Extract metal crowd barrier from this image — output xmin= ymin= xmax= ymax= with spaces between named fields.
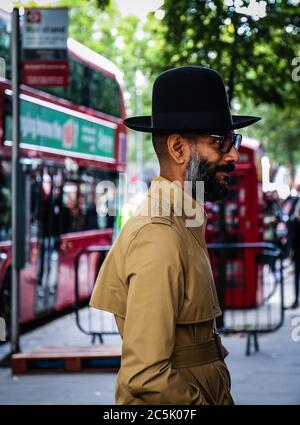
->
xmin=207 ymin=242 xmax=285 ymax=355
xmin=74 ymin=242 xmax=285 ymax=355
xmin=73 ymin=245 xmax=117 ymax=344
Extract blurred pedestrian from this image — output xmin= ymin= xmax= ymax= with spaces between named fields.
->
xmin=290 ymin=197 xmax=300 ymax=309
xmin=286 ymin=185 xmax=300 ymax=258
xmin=264 ymin=191 xmax=281 ymax=272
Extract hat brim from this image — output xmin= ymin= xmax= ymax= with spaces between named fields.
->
xmin=124 ymin=115 xmax=261 ymax=133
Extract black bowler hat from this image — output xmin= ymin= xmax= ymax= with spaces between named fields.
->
xmin=124 ymin=66 xmax=261 ymax=133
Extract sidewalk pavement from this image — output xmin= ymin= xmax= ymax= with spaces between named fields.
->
xmin=0 ymin=287 xmax=299 ymax=405
xmin=224 ymin=307 xmax=300 ymax=404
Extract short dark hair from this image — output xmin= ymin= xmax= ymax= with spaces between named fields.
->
xmin=152 ymin=132 xmax=198 ymax=161
xmin=152 ymin=132 xmax=170 ymax=160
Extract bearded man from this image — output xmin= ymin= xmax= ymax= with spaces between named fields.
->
xmin=90 ymin=66 xmax=261 ymax=405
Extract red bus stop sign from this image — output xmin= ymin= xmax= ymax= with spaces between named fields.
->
xmin=22 ymin=8 xmax=68 ymax=87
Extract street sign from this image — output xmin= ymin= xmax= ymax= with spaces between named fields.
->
xmin=22 ymin=8 xmax=68 ymax=86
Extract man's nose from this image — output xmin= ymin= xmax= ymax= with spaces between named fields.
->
xmin=224 ymin=145 xmax=239 ymax=163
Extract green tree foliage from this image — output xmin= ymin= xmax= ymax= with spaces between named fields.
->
xmin=160 ymin=0 xmax=300 ymax=107
xmin=241 ymin=101 xmax=300 ymax=166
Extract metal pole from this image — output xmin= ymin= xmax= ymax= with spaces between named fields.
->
xmin=11 ymin=7 xmax=21 ymax=354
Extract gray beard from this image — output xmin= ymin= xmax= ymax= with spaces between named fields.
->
xmin=184 ymin=151 xmax=229 ymax=202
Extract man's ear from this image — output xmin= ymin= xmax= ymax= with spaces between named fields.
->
xmin=167 ymin=134 xmax=188 ymax=164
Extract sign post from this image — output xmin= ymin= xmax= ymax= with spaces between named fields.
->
xmin=11 ymin=7 xmax=23 ymax=354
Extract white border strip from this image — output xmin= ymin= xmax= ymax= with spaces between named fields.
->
xmin=5 ymin=89 xmax=117 ymax=130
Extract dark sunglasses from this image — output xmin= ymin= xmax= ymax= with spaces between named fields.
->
xmin=181 ymin=131 xmax=242 ymax=154
xmin=206 ymin=132 xmax=242 ymax=153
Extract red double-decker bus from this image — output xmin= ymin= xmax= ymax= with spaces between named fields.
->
xmin=0 ymin=8 xmax=127 ymax=332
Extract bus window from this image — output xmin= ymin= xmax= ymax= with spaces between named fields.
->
xmin=79 ymin=174 xmax=116 ymax=231
xmin=58 ymin=168 xmax=117 ymax=234
xmin=0 ymin=160 xmax=11 ymax=242
xmin=79 ymin=180 xmax=98 ymax=231
xmin=31 ymin=166 xmax=62 ymax=307
xmin=0 ymin=10 xmax=11 ymax=80
xmin=88 ymin=68 xmax=121 ymax=117
xmin=30 ymin=168 xmax=42 ymax=239
xmin=43 ymin=58 xmax=121 ymax=118
xmin=62 ymin=181 xmax=79 ymax=233
xmin=43 ymin=58 xmax=87 ymax=107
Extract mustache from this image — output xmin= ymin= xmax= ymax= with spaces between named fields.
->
xmin=214 ymin=162 xmax=235 ymax=173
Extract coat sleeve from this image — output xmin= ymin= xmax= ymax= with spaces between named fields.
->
xmin=120 ymin=223 xmax=208 ymax=405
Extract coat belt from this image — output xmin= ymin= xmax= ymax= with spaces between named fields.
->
xmin=171 ymin=334 xmax=229 ymax=368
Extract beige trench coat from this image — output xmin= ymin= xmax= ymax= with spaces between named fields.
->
xmin=90 ymin=176 xmax=234 ymax=405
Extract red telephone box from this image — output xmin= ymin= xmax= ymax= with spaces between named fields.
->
xmin=205 ymin=138 xmax=265 ymax=308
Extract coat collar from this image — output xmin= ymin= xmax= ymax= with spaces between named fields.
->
xmin=146 ymin=175 xmax=207 ymax=247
